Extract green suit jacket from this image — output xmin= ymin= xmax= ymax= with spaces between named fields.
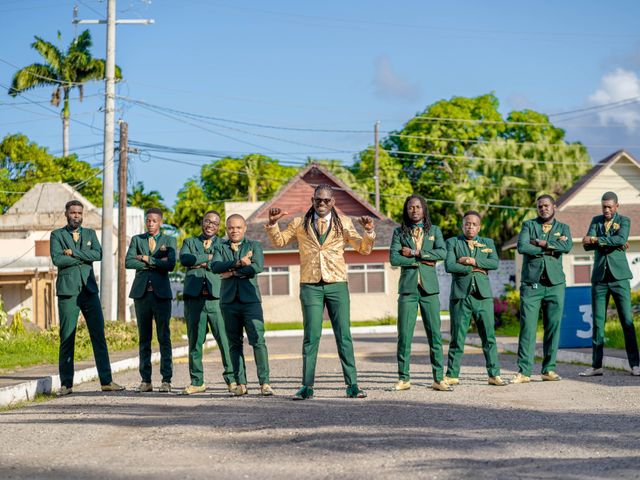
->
xmin=125 ymin=233 xmax=177 ymax=299
xmin=584 ymin=213 xmax=633 ymax=282
xmin=389 ymin=225 xmax=446 ymax=295
xmin=50 ymin=227 xmax=101 ymax=296
xmin=445 ymin=235 xmax=498 ymax=300
xmin=517 ymin=219 xmax=572 ymax=285
xmin=211 ymin=238 xmax=263 ymax=304
xmin=180 ymin=235 xmax=221 ymax=299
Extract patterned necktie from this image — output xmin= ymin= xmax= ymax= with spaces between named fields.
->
xmin=230 ymin=242 xmax=240 ymax=253
xmin=317 ymin=218 xmax=328 ymax=236
xmin=72 ymin=231 xmax=80 ymax=242
xmin=541 ymin=223 xmax=552 ymax=234
xmin=604 ymin=220 xmax=613 ymax=233
xmin=466 ymin=239 xmax=477 ymax=251
xmin=203 ymin=238 xmax=212 ymax=250
xmin=412 ymin=227 xmax=424 ymax=252
xmin=148 ymin=236 xmax=156 ymax=252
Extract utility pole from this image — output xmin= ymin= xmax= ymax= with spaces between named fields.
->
xmin=73 ymin=3 xmax=153 ymax=320
xmin=117 ymin=120 xmax=128 ymax=322
xmin=374 ymin=120 xmax=380 ymax=211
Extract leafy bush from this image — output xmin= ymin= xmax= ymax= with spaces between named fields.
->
xmin=494 ymin=285 xmax=520 ymax=328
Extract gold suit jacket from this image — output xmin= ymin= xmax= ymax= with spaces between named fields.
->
xmin=265 ymin=215 xmax=376 ymax=283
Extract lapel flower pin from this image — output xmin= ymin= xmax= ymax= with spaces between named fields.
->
xmin=553 ymin=232 xmax=561 ymax=236
xmin=481 ymin=248 xmax=493 ymax=253
xmin=613 ymin=222 xmax=620 ymax=231
xmin=428 ymin=235 xmax=435 ymax=241
xmin=160 ymin=244 xmax=167 ymax=251
xmin=87 ymin=241 xmax=92 ymax=246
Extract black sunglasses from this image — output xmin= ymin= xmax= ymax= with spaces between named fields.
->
xmin=313 ymin=197 xmax=332 ymax=205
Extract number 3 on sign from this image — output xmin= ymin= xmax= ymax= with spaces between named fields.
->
xmin=576 ymin=305 xmax=593 ymax=339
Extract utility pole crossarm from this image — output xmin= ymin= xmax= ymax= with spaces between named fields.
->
xmin=73 ymin=19 xmax=155 ymax=25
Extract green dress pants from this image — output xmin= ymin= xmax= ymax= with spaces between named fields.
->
xmin=591 ymin=279 xmax=639 ymax=369
xmin=299 ymin=281 xmax=358 ymax=387
xmin=446 ymin=292 xmax=500 ymax=378
xmin=397 ymin=289 xmax=444 ymax=382
xmin=517 ymin=282 xmax=565 ymax=376
xmin=58 ymin=288 xmax=113 ymax=388
xmin=220 ymin=301 xmax=270 ymax=385
xmin=134 ymin=291 xmax=173 ymax=383
xmin=184 ymin=296 xmax=234 ymax=386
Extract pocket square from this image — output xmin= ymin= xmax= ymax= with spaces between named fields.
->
xmin=428 ymin=235 xmax=435 ymax=241
xmin=481 ymin=248 xmax=493 ymax=253
xmin=553 ymin=232 xmax=561 ymax=236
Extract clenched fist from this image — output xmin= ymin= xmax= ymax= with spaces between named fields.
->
xmin=268 ymin=208 xmax=289 ymax=226
xmin=359 ymin=215 xmax=375 ymax=232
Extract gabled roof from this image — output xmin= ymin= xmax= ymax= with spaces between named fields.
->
xmin=503 ymin=150 xmax=640 ymax=250
xmin=246 ymin=163 xmax=399 ymax=248
xmin=0 ymin=182 xmax=104 ymax=231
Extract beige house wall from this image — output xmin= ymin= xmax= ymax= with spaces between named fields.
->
xmin=567 ymin=158 xmax=640 ymax=207
xmin=261 ymin=262 xmax=400 ymax=323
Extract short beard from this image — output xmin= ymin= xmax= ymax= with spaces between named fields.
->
xmin=538 ymin=212 xmax=555 ymax=223
xmin=67 ymin=218 xmax=82 ymax=230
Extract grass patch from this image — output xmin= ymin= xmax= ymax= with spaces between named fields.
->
xmin=0 ymin=393 xmax=56 ymax=412
xmin=604 ymin=316 xmax=640 ymax=350
xmin=0 ymin=318 xmax=187 ymax=371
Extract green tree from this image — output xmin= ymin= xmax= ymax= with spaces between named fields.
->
xmin=8 ymin=30 xmax=121 ymax=156
xmin=170 ymin=179 xmax=213 ymax=238
xmin=382 ymin=94 xmax=591 ymax=245
xmin=127 ymin=181 xmax=167 ymax=212
xmin=0 ymin=134 xmax=102 ymax=212
xmin=352 ymin=146 xmax=412 ymax=221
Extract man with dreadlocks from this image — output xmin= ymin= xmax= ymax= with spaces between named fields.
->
xmin=266 ymin=184 xmax=376 ymax=400
xmin=389 ymin=194 xmax=451 ymax=392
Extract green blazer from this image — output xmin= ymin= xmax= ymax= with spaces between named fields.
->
xmin=50 ymin=227 xmax=101 ymax=296
xmin=211 ymin=238 xmax=263 ymax=304
xmin=125 ymin=233 xmax=177 ymax=299
xmin=517 ymin=219 xmax=572 ymax=285
xmin=445 ymin=235 xmax=498 ymax=300
xmin=180 ymin=235 xmax=221 ymax=299
xmin=389 ymin=225 xmax=446 ymax=295
xmin=584 ymin=213 xmax=633 ymax=282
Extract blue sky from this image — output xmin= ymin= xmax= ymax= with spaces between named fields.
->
xmin=1 ymin=0 xmax=640 ymax=206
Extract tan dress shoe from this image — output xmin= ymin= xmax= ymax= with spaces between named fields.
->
xmin=511 ymin=373 xmax=531 ymax=384
xmin=444 ymin=376 xmax=459 ymax=386
xmin=260 ymin=384 xmax=275 ymax=396
xmin=488 ymin=376 xmax=509 ymax=386
xmin=136 ymin=382 xmax=153 ymax=393
xmin=227 ymin=382 xmax=238 ymax=393
xmin=158 ymin=382 xmax=172 ymax=393
xmin=541 ymin=371 xmax=561 ymax=381
xmin=182 ymin=384 xmax=206 ymax=395
xmin=431 ymin=381 xmax=453 ymax=392
xmin=392 ymin=380 xmax=411 ymax=391
xmin=57 ymin=386 xmax=73 ymax=397
xmin=232 ymin=384 xmax=248 ymax=396
xmin=101 ymin=382 xmax=125 ymax=392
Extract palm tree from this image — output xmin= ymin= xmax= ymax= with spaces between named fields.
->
xmin=127 ymin=181 xmax=167 ymax=212
xmin=8 ymin=30 xmax=121 ymax=157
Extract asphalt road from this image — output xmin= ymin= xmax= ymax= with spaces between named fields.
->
xmin=1 ymin=332 xmax=639 ymax=479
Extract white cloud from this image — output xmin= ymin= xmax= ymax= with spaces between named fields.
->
xmin=372 ymin=55 xmax=419 ymax=101
xmin=588 ymin=68 xmax=640 ymax=132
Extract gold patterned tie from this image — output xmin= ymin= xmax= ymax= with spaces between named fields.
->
xmin=317 ymin=218 xmax=328 ymax=236
xmin=604 ymin=220 xmax=613 ymax=233
xmin=541 ymin=224 xmax=552 ymax=234
xmin=203 ymin=238 xmax=212 ymax=250
xmin=72 ymin=231 xmax=80 ymax=242
xmin=230 ymin=242 xmax=240 ymax=253
xmin=412 ymin=227 xmax=424 ymax=252
xmin=148 ymin=236 xmax=156 ymax=252
xmin=466 ymin=239 xmax=477 ymax=251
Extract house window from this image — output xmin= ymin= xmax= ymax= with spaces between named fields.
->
xmin=258 ymin=266 xmax=290 ymax=296
xmin=573 ymin=255 xmax=593 ymax=285
xmin=348 ymin=263 xmax=385 ymax=293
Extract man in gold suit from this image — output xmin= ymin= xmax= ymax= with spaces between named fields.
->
xmin=266 ymin=184 xmax=375 ymax=400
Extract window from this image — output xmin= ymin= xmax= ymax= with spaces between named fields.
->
xmin=348 ymin=263 xmax=385 ymax=293
xmin=573 ymin=255 xmax=593 ymax=285
xmin=258 ymin=266 xmax=290 ymax=296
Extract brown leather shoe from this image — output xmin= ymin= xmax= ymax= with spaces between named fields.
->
xmin=101 ymin=382 xmax=125 ymax=392
xmin=488 ymin=375 xmax=509 ymax=386
xmin=431 ymin=381 xmax=453 ymax=392
xmin=57 ymin=386 xmax=73 ymax=397
xmin=136 ymin=382 xmax=153 ymax=393
xmin=158 ymin=382 xmax=172 ymax=393
xmin=511 ymin=373 xmax=531 ymax=384
xmin=541 ymin=371 xmax=561 ymax=381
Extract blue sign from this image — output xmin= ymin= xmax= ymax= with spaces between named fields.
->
xmin=559 ymin=286 xmax=593 ymax=349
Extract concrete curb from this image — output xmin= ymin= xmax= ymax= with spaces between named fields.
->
xmin=456 ymin=335 xmax=632 ymax=372
xmin=0 ymin=340 xmax=217 ymax=408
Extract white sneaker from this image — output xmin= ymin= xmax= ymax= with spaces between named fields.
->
xmin=579 ymin=367 xmax=604 ymax=377
xmin=631 ymin=366 xmax=640 ymax=376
